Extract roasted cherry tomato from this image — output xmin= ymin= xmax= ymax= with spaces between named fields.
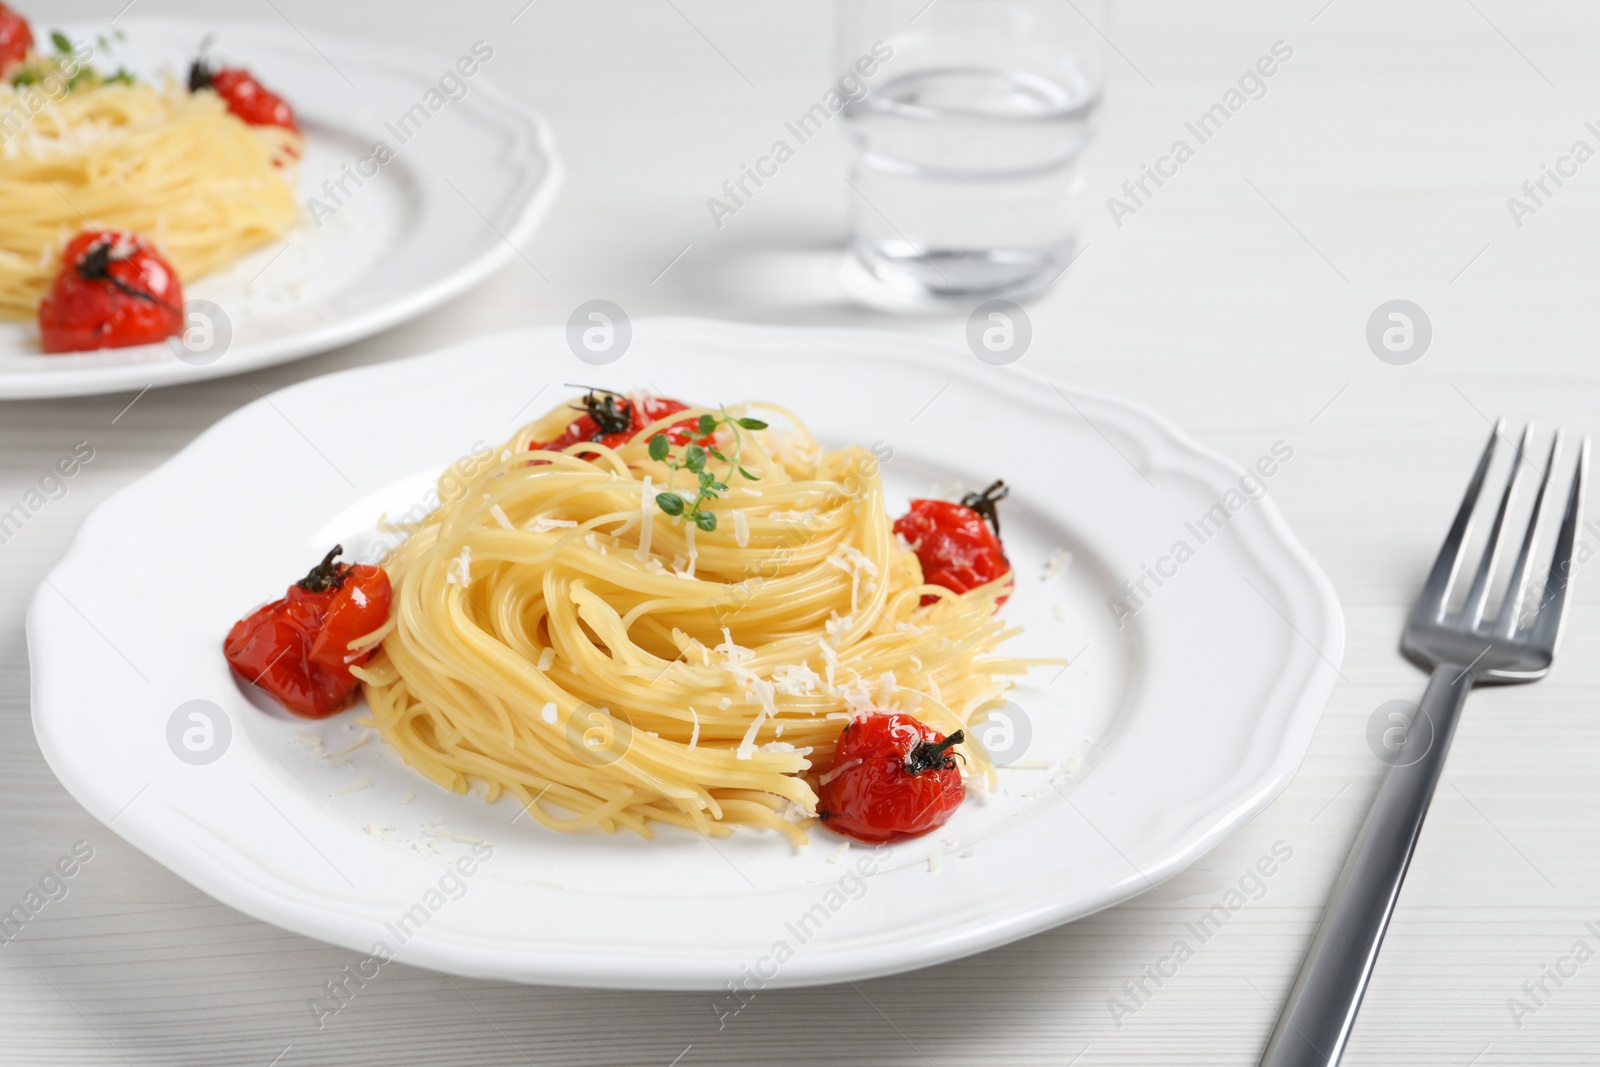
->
xmin=38 ymin=231 xmax=184 ymax=354
xmin=188 ymin=55 xmax=299 ymax=133
xmin=817 ymin=711 xmax=966 ymax=844
xmin=531 ymin=389 xmax=705 ymax=456
xmin=893 ymin=479 xmax=1012 ymax=605
xmin=0 ymin=4 xmax=31 ymax=77
xmin=224 ymin=546 xmax=392 ymax=719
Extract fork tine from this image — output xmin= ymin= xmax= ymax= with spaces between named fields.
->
xmin=1530 ymin=437 xmax=1589 ymax=652
xmin=1413 ymin=420 xmax=1502 ymax=624
xmin=1463 ymin=424 xmax=1534 ymax=626
xmin=1496 ymin=432 xmax=1560 ymax=636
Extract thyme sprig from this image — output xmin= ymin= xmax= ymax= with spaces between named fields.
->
xmin=648 ymin=408 xmax=767 ymax=532
xmin=11 ymin=30 xmax=132 ymax=90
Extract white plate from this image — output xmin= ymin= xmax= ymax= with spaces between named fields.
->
xmin=0 ymin=17 xmax=561 ymax=399
xmin=28 ymin=321 xmax=1342 ymax=990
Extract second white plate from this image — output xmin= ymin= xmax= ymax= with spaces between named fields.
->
xmin=29 ymin=320 xmax=1342 ymax=989
xmin=0 ymin=16 xmax=561 ymax=399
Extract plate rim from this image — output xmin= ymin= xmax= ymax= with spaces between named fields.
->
xmin=28 ymin=319 xmax=1344 ymax=988
xmin=0 ymin=15 xmax=564 ymax=400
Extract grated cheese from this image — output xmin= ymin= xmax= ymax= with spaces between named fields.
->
xmin=736 ymin=708 xmax=767 ymax=760
xmin=490 ymin=504 xmax=514 ymax=530
xmin=1041 ymin=548 xmax=1073 ymax=583
xmin=731 ymin=508 xmax=749 ymax=547
xmin=540 ymin=702 xmax=558 ymax=724
xmin=816 ymin=637 xmax=840 ymax=688
xmin=771 ymin=661 xmax=822 ymax=696
xmin=839 ymin=679 xmax=875 ymax=712
xmin=826 ymin=545 xmax=880 ymax=614
xmin=747 ymin=678 xmax=779 ymax=719
xmin=714 ymin=628 xmax=760 ymax=685
xmin=537 ymin=647 xmax=554 ymax=672
xmin=323 ymin=734 xmax=372 ymax=763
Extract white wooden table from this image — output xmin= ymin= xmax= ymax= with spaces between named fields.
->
xmin=5 ymin=1 xmax=1598 ymax=1063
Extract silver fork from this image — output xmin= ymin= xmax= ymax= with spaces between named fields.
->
xmin=1258 ymin=421 xmax=1589 ymax=1067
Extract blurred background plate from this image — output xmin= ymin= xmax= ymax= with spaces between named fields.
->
xmin=0 ymin=17 xmax=561 ymax=399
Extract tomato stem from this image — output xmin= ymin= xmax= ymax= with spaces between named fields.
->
xmin=904 ymin=729 xmax=965 ymax=775
xmin=186 ymin=34 xmax=216 ymax=91
xmin=960 ymin=480 xmax=1009 ymax=537
xmin=571 ymin=387 xmax=632 ymax=438
xmin=75 ymin=237 xmax=178 ymax=312
xmin=296 ymin=545 xmax=347 ymax=593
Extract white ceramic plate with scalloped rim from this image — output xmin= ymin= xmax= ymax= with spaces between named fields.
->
xmin=28 ymin=320 xmax=1342 ymax=990
xmin=0 ymin=16 xmax=560 ymax=399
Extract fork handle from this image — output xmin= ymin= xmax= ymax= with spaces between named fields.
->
xmin=1258 ymin=663 xmax=1473 ymax=1067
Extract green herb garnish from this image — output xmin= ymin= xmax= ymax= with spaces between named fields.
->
xmin=8 ymin=31 xmax=136 ymax=93
xmin=648 ymin=409 xmax=767 ymax=532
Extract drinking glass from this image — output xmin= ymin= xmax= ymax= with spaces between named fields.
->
xmin=838 ymin=0 xmax=1107 ymax=302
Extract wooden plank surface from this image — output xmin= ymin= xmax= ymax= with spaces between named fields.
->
xmin=3 ymin=0 xmax=1598 ymax=1063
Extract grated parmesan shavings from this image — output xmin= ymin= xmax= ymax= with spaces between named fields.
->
xmin=1041 ymin=548 xmax=1073 ymax=582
